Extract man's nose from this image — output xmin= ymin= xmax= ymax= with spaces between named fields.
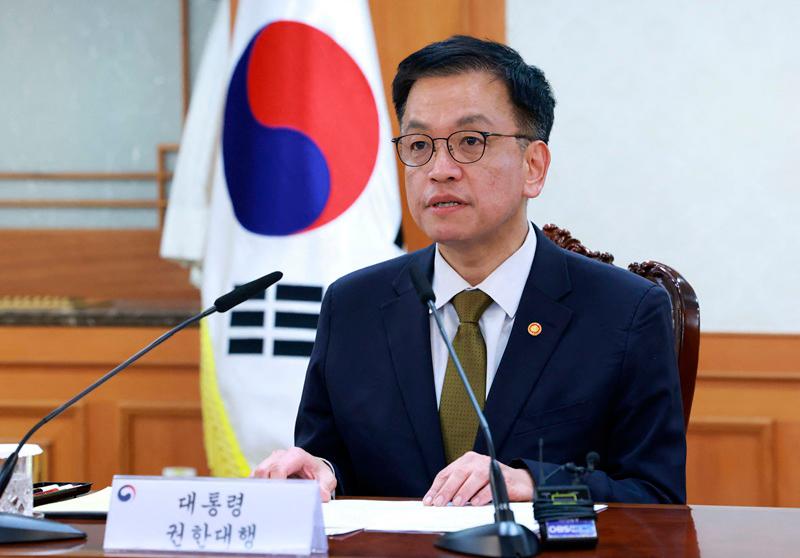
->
xmin=427 ymin=139 xmax=462 ymax=181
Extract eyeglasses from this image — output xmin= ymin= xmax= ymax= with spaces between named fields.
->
xmin=391 ymin=130 xmax=536 ymax=167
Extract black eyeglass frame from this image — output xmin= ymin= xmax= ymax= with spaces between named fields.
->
xmin=390 ymin=130 xmax=537 ymax=167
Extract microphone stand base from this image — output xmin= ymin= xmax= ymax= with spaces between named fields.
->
xmin=0 ymin=512 xmax=86 ymax=544
xmin=435 ymin=520 xmax=539 ymax=557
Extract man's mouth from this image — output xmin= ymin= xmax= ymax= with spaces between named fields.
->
xmin=432 ymin=201 xmax=462 ymax=208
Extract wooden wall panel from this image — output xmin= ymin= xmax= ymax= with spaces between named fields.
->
xmin=687 ymin=333 xmax=800 ymax=506
xmin=0 ymin=401 xmax=86 ymax=481
xmin=687 ymin=418 xmax=775 ymax=506
xmin=0 ymin=326 xmax=198 ymax=366
xmin=119 ymin=402 xmax=208 ymax=476
xmin=0 ymin=326 xmax=200 ymax=488
xmin=698 ymin=333 xmax=800 ymax=377
xmin=0 ymin=231 xmax=198 ymax=301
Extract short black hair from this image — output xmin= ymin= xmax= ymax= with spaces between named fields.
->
xmin=392 ymin=35 xmax=556 ymax=143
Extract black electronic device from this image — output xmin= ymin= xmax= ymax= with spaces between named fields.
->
xmin=33 ymin=482 xmax=92 ymax=507
xmin=534 ymin=485 xmax=597 ymax=549
xmin=533 ymin=448 xmax=599 ymax=549
xmin=0 ymin=272 xmax=283 ymax=544
xmin=409 ymin=265 xmax=539 ymax=558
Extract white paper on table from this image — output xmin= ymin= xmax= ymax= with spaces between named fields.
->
xmin=35 ymin=486 xmax=112 ymax=514
xmin=323 ymin=500 xmax=607 ymax=535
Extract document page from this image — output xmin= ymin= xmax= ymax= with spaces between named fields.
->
xmin=323 ymin=500 xmax=533 ymax=534
xmin=323 ymin=500 xmax=604 ymax=535
xmin=36 ymin=486 xmax=112 ymax=516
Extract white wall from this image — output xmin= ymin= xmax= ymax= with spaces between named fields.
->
xmin=509 ymin=0 xmax=800 ymax=333
xmin=0 ymin=0 xmax=218 ymax=229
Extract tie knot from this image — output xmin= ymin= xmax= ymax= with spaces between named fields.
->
xmin=451 ymin=289 xmax=493 ymax=323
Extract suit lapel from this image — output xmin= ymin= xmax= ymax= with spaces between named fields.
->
xmin=381 ymin=247 xmax=446 ymax=480
xmin=477 ymin=226 xmax=574 ymax=455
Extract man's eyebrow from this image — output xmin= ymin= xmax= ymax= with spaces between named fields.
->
xmin=455 ymin=114 xmax=493 ymax=128
xmin=401 ymin=114 xmax=493 ymax=133
xmin=403 ymin=119 xmax=428 ymax=132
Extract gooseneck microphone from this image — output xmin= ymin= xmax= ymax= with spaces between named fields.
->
xmin=0 ymin=271 xmax=282 ymax=544
xmin=214 ymin=272 xmax=282 ymax=312
xmin=409 ymin=265 xmax=539 ymax=558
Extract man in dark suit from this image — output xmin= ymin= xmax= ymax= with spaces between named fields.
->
xmin=253 ymin=36 xmax=686 ymax=505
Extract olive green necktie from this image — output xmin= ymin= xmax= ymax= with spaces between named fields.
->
xmin=439 ymin=289 xmax=494 ymax=464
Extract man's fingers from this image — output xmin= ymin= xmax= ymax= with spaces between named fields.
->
xmin=469 ymin=484 xmax=493 ymax=506
xmin=433 ymin=470 xmax=468 ymax=506
xmin=316 ymin=467 xmax=337 ymax=503
xmin=318 ymin=486 xmax=333 ymax=503
xmin=449 ymin=453 xmax=490 ymax=505
xmin=424 ymin=452 xmax=477 ymax=505
xmin=252 ymin=448 xmax=337 ymax=501
xmin=251 ymin=447 xmax=322 ymax=480
xmin=316 ymin=466 xmax=337 ymax=501
xmin=451 ymin=469 xmax=489 ymax=506
xmin=251 ymin=449 xmax=286 ymax=478
xmin=424 ymin=464 xmax=453 ymax=505
xmin=426 ymin=453 xmax=502 ymax=506
xmin=272 ymin=448 xmax=309 ymax=478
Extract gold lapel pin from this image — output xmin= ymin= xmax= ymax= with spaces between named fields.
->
xmin=527 ymin=322 xmax=542 ymax=336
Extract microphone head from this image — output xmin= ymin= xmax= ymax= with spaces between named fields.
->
xmin=409 ymin=265 xmax=436 ymax=305
xmin=214 ymin=271 xmax=283 ymax=312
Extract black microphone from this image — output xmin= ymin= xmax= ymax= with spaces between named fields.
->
xmin=214 ymin=271 xmax=282 ymax=312
xmin=537 ymin=449 xmax=601 ymax=486
xmin=409 ymin=265 xmax=539 ymax=558
xmin=0 ymin=271 xmax=282 ymax=544
xmin=586 ymin=452 xmax=599 ymax=473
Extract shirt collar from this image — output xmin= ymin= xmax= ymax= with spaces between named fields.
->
xmin=432 ymin=221 xmax=536 ymax=318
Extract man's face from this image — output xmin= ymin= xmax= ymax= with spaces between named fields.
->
xmin=400 ymin=71 xmax=548 ymax=251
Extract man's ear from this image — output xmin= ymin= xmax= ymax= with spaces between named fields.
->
xmin=522 ymin=140 xmax=550 ymax=199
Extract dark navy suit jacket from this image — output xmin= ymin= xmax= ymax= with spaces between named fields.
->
xmin=295 ymin=225 xmax=686 ymax=503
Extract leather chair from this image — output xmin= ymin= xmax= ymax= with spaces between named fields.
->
xmin=542 ymin=224 xmax=700 ymax=429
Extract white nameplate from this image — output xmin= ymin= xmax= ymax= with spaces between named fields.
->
xmin=103 ymin=475 xmax=327 ymax=555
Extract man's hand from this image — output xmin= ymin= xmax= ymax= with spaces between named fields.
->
xmin=252 ymin=447 xmax=337 ymax=502
xmin=423 ymin=451 xmax=534 ymax=506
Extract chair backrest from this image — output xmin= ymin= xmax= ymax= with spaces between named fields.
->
xmin=542 ymin=224 xmax=700 ymax=429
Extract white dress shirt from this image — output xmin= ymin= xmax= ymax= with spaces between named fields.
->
xmin=430 ymin=222 xmax=537 ymax=407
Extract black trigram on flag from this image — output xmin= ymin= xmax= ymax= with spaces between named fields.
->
xmin=227 ymin=283 xmax=323 ymax=357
